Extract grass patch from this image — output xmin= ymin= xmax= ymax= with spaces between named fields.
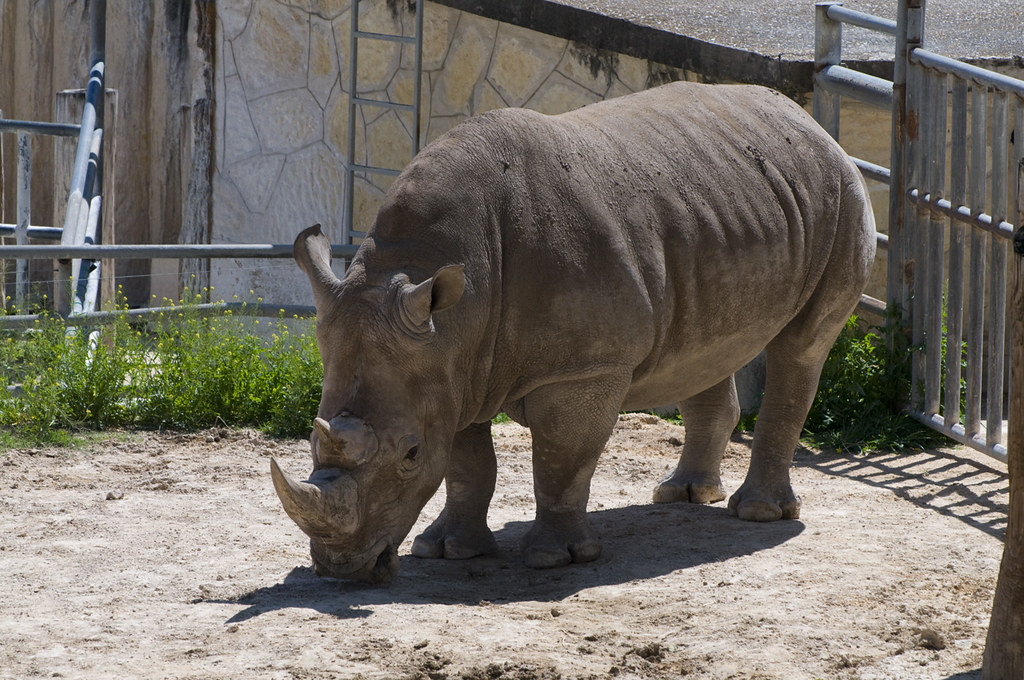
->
xmin=3 ymin=297 xmax=950 ymax=455
xmin=801 ymin=315 xmax=948 ymax=452
xmin=732 ymin=315 xmax=948 ymax=452
xmin=0 ymin=293 xmax=322 ymax=445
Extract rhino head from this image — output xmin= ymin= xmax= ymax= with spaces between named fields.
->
xmin=270 ymin=224 xmax=466 ymax=584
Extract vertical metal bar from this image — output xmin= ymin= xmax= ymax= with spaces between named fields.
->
xmin=412 ymin=0 xmax=424 ymax=154
xmin=944 ymin=77 xmax=968 ymax=425
xmin=910 ymin=61 xmax=931 ymax=410
xmin=0 ymin=107 xmax=5 ymax=311
xmin=987 ymin=91 xmax=1009 ymax=447
xmin=61 ymin=60 xmax=104 ymax=244
xmin=60 ymin=0 xmax=105 ymax=315
xmin=90 ymin=0 xmax=105 ymax=149
xmin=887 ymin=0 xmax=913 ymax=319
xmin=966 ymin=85 xmax=988 ymax=437
xmin=813 ymin=2 xmax=843 ymax=140
xmin=15 ymin=132 xmax=30 ymax=308
xmin=924 ymin=69 xmax=947 ymax=416
xmin=343 ymin=0 xmax=361 ymax=244
xmin=73 ymin=129 xmax=103 ymax=316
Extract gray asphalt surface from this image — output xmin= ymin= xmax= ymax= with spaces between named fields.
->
xmin=549 ymin=0 xmax=1023 ymax=62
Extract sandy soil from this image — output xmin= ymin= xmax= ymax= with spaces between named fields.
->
xmin=0 ymin=414 xmax=1008 ymax=679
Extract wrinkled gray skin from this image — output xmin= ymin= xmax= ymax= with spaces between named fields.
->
xmin=270 ymin=82 xmax=876 ymax=584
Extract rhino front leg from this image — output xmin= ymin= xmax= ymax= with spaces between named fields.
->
xmin=521 ymin=379 xmax=623 ymax=569
xmin=412 ymin=422 xmax=498 ymax=560
xmin=653 ymin=374 xmax=738 ymax=505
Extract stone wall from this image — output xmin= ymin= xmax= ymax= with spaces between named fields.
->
xmin=213 ymin=0 xmax=899 ymax=306
xmin=3 ymin=0 xmax=892 ymax=307
xmin=212 ymin=0 xmax=699 ymax=304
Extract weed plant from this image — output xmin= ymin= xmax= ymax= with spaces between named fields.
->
xmin=741 ymin=314 xmax=951 ymax=453
xmin=2 ymin=292 xmax=952 ymax=454
xmin=0 ymin=292 xmax=321 ymax=445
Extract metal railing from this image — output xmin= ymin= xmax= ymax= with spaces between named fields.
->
xmin=0 ymin=119 xmax=81 ymax=306
xmin=0 ymin=0 xmax=108 ymax=317
xmin=814 ymin=0 xmax=1023 ymax=464
xmin=0 ymin=242 xmax=359 ymax=330
xmin=343 ymin=0 xmax=424 ymax=243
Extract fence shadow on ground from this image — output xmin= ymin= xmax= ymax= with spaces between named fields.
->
xmin=216 ymin=501 xmax=804 ymax=622
xmin=790 ymin=438 xmax=1008 ymax=540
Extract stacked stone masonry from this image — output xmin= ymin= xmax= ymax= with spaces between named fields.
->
xmin=214 ymin=0 xmax=699 ymax=304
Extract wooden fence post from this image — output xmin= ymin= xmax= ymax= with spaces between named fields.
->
xmin=982 ymin=159 xmax=1024 ymax=678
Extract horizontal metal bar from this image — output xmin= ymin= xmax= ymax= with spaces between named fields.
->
xmin=825 ymin=4 xmax=898 ymax=35
xmin=815 ymin=65 xmax=894 ymax=109
xmin=876 ymin=231 xmax=889 ymax=250
xmin=350 ymin=162 xmax=403 ymax=177
xmin=856 ymin=293 xmax=888 ymax=316
xmin=0 ymin=301 xmax=318 ymax=331
xmin=0 ymin=224 xmax=63 ymax=240
xmin=353 ymin=29 xmax=416 ymax=44
xmin=851 ymin=156 xmax=891 ymax=184
xmin=0 ymin=243 xmax=360 ymax=260
xmin=909 ymin=411 xmax=1008 ymax=464
xmin=911 ymin=48 xmax=1024 ymax=98
xmin=351 ymin=96 xmax=415 ymax=112
xmin=0 ymin=119 xmax=82 ymax=137
xmin=907 ymin=189 xmax=1015 ymax=240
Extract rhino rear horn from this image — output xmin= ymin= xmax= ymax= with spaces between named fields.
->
xmin=313 ymin=416 xmax=378 ymax=468
xmin=399 ymin=265 xmax=466 ymax=329
xmin=294 ymin=224 xmax=342 ymax=311
xmin=270 ymin=458 xmax=358 ymax=538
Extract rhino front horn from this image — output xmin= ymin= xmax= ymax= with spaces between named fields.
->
xmin=270 ymin=458 xmax=358 ymax=538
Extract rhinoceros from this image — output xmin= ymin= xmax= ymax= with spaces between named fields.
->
xmin=270 ymin=81 xmax=876 ymax=583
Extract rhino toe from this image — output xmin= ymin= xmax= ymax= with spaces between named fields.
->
xmin=524 ymin=545 xmax=574 ymax=569
xmin=411 ymin=514 xmax=497 ymax=560
xmin=653 ymin=476 xmax=726 ymax=504
xmin=522 ymin=519 xmax=602 ymax=569
xmin=727 ymin=486 xmax=801 ymax=521
xmin=524 ymin=539 xmax=602 ymax=569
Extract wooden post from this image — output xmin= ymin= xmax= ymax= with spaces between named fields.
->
xmin=982 ymin=159 xmax=1024 ymax=678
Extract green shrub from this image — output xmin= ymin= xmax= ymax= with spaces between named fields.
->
xmin=801 ymin=315 xmax=949 ymax=452
xmin=730 ymin=314 xmax=950 ymax=453
xmin=0 ymin=293 xmax=322 ymax=443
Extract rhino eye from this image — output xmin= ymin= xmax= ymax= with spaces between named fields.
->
xmin=405 ymin=445 xmax=420 ymax=461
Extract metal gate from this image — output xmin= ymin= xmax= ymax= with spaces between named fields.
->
xmin=814 ymin=0 xmax=1024 ymax=464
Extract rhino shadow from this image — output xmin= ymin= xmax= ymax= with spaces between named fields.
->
xmin=221 ymin=502 xmax=802 ymax=622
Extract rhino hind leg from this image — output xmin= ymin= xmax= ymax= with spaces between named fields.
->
xmin=653 ymin=375 xmax=738 ymax=505
xmin=411 ymin=422 xmax=498 ymax=560
xmin=521 ymin=378 xmax=624 ymax=569
xmin=729 ymin=295 xmax=859 ymax=521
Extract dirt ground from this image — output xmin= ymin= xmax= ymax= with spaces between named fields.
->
xmin=0 ymin=414 xmax=1008 ymax=679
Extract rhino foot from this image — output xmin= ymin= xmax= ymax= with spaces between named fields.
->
xmin=522 ymin=522 xmax=601 ymax=569
xmin=652 ymin=474 xmax=726 ymax=505
xmin=727 ymin=484 xmax=801 ymax=521
xmin=411 ymin=512 xmax=497 ymax=560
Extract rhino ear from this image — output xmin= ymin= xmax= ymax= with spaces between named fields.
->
xmin=399 ymin=265 xmax=465 ymax=330
xmin=294 ymin=224 xmax=342 ymax=310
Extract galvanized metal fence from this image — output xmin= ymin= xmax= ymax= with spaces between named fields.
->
xmin=0 ymin=0 xmax=109 ymax=318
xmin=814 ymin=0 xmax=1023 ymax=464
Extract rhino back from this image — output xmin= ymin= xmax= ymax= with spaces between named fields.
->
xmin=365 ymin=82 xmax=871 ymax=418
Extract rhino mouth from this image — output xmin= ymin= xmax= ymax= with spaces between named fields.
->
xmin=311 ymin=537 xmax=398 ymax=585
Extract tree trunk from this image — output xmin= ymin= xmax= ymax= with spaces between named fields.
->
xmin=982 ymin=162 xmax=1024 ymax=678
